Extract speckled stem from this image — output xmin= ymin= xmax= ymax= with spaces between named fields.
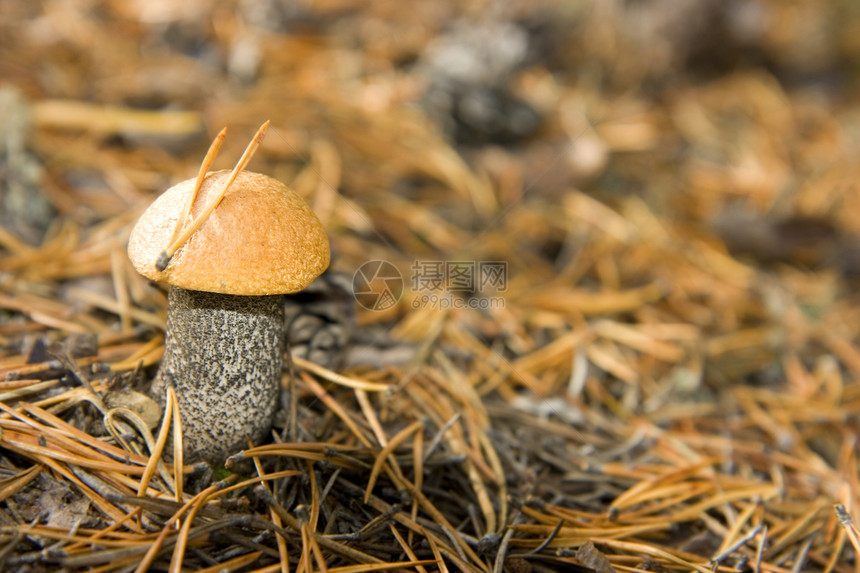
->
xmin=153 ymin=286 xmax=283 ymax=464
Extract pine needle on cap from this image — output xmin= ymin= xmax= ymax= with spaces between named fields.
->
xmin=162 ymin=127 xmax=228 ymax=263
xmin=155 ymin=121 xmax=269 ymax=271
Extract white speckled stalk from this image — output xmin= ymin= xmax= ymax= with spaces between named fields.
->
xmin=153 ymin=286 xmax=283 ymax=463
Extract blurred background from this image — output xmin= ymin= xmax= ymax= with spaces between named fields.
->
xmin=4 ymin=0 xmax=860 ymax=373
xmin=0 ymin=0 xmax=860 ymax=388
xmin=3 ymin=1 xmax=860 ymax=570
xmin=4 ymin=0 xmax=860 ymax=397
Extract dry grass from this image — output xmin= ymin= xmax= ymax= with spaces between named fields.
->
xmin=1 ymin=0 xmax=859 ymax=571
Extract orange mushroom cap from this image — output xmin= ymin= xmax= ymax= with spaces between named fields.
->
xmin=128 ymin=170 xmax=330 ymax=295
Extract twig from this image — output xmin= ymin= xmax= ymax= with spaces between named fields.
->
xmin=530 ymin=518 xmax=564 ymax=555
xmin=137 ymin=385 xmax=174 ymax=497
xmin=423 ymin=414 xmax=460 ymax=463
xmin=709 ymin=524 xmax=763 ymax=568
xmin=170 ymin=385 xmax=184 ymax=504
xmin=364 ymin=420 xmax=423 ymax=503
xmin=293 ymin=355 xmax=390 ymax=392
xmin=257 ymin=487 xmax=387 ymax=566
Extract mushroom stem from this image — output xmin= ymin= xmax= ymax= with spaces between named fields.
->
xmin=153 ymin=286 xmax=283 ymax=463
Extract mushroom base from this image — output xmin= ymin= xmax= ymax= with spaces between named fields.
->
xmin=153 ymin=286 xmax=283 ymax=464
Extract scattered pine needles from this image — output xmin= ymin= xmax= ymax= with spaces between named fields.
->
xmin=1 ymin=1 xmax=860 ymax=572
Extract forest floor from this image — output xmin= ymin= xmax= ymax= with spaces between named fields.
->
xmin=1 ymin=1 xmax=859 ymax=572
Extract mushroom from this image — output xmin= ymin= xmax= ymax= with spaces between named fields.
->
xmin=127 ymin=169 xmax=330 ymax=463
